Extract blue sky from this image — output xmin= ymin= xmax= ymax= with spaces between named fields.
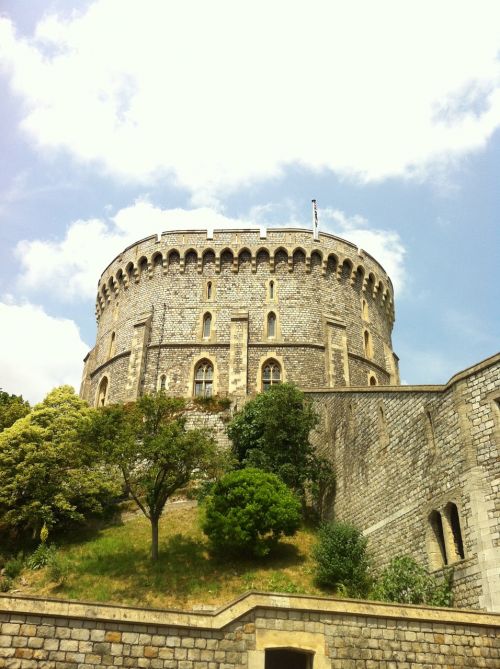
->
xmin=0 ymin=0 xmax=498 ymax=403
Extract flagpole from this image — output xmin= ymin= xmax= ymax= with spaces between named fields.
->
xmin=312 ymin=199 xmax=319 ymax=241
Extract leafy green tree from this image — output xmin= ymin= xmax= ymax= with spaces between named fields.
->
xmin=0 ymin=386 xmax=120 ymax=537
xmin=227 ymin=383 xmax=330 ymax=500
xmin=313 ymin=521 xmax=370 ymax=596
xmin=0 ymin=390 xmax=30 ymax=432
xmin=371 ymin=555 xmax=453 ymax=606
xmin=85 ymin=393 xmax=219 ymax=561
xmin=202 ymin=468 xmax=301 ymax=558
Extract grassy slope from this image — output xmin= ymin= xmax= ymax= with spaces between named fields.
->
xmin=18 ymin=502 xmax=323 ymax=610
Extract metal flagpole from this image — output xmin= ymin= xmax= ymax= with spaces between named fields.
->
xmin=312 ymin=199 xmax=319 ymax=241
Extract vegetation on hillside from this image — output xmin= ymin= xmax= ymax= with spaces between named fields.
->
xmin=0 ymin=386 xmax=120 ymax=539
xmin=227 ymin=383 xmax=333 ymax=506
xmin=83 ymin=393 xmax=221 ymax=561
xmin=202 ymin=468 xmax=302 ymax=557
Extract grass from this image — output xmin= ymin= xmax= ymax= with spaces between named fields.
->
xmin=16 ymin=502 xmax=323 ymax=610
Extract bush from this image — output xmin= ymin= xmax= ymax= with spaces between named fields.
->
xmin=371 ymin=555 xmax=453 ymax=607
xmin=313 ymin=521 xmax=369 ymax=596
xmin=202 ymin=468 xmax=301 ymax=557
xmin=3 ymin=553 xmax=24 ymax=579
xmin=47 ymin=554 xmax=69 ymax=584
xmin=0 ymin=576 xmax=12 ymax=592
xmin=26 ymin=543 xmax=56 ymax=570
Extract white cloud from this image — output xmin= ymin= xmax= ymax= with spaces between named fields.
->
xmin=16 ymin=200 xmax=406 ymax=300
xmin=15 ymin=201 xmax=256 ymax=300
xmin=1 ymin=1 xmax=499 ymax=195
xmin=322 ymin=209 xmax=406 ymax=293
xmin=0 ymin=301 xmax=89 ymax=403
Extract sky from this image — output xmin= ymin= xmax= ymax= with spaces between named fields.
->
xmin=0 ymin=0 xmax=498 ymax=403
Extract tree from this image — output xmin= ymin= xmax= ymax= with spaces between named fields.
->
xmin=202 ymin=468 xmax=301 ymax=558
xmin=312 ymin=521 xmax=370 ymax=597
xmin=0 ymin=390 xmax=30 ymax=432
xmin=0 ymin=386 xmax=120 ymax=537
xmin=227 ymin=383 xmax=329 ymax=500
xmin=86 ymin=393 xmax=219 ymax=561
xmin=371 ymin=555 xmax=453 ymax=607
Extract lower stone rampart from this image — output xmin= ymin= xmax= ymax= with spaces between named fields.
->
xmin=0 ymin=592 xmax=498 ymax=668
xmin=307 ymin=353 xmax=500 ymax=613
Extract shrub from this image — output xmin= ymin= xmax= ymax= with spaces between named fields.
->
xmin=0 ymin=576 xmax=12 ymax=592
xmin=202 ymin=468 xmax=301 ymax=558
xmin=3 ymin=553 xmax=24 ymax=579
xmin=27 ymin=543 xmax=56 ymax=570
xmin=371 ymin=555 xmax=453 ymax=607
xmin=47 ymin=554 xmax=69 ymax=584
xmin=313 ymin=521 xmax=369 ymax=596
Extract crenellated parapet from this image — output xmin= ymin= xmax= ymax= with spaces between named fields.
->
xmin=94 ymin=228 xmax=395 ymax=323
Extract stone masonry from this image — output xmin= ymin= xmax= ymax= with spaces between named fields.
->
xmin=0 ymin=592 xmax=499 ymax=669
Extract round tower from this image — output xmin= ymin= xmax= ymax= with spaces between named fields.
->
xmin=80 ymin=227 xmax=399 ymax=406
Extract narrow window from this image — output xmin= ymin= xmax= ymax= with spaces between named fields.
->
xmin=194 ymin=360 xmax=213 ymax=398
xmin=267 ymin=312 xmax=276 ymax=338
xmin=108 ymin=332 xmax=116 ymax=358
xmin=207 ymin=281 xmax=212 ymax=300
xmin=362 ymin=298 xmax=369 ymax=320
xmin=262 ymin=359 xmax=281 ymax=391
xmin=429 ymin=510 xmax=447 ymax=568
xmin=96 ymin=377 xmax=109 ymax=407
xmin=446 ymin=503 xmax=465 ymax=560
xmin=269 ymin=280 xmax=274 ymax=299
xmin=159 ymin=374 xmax=167 ymax=392
xmin=369 ymin=375 xmax=377 ymax=386
xmin=203 ymin=312 xmax=212 ymax=339
xmin=364 ymin=330 xmax=373 ymax=358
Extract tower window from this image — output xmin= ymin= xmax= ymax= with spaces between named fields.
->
xmin=364 ymin=330 xmax=373 ymax=358
xmin=203 ymin=312 xmax=212 ymax=339
xmin=96 ymin=377 xmax=109 ymax=407
xmin=429 ymin=510 xmax=447 ymax=568
xmin=159 ymin=374 xmax=167 ymax=392
xmin=369 ymin=375 xmax=377 ymax=386
xmin=262 ymin=359 xmax=281 ymax=391
xmin=445 ymin=502 xmax=465 ymax=560
xmin=267 ymin=312 xmax=276 ymax=338
xmin=194 ymin=360 xmax=213 ymax=398
xmin=269 ymin=280 xmax=274 ymax=299
xmin=362 ymin=298 xmax=369 ymax=320
xmin=207 ymin=281 xmax=212 ymax=300
xmin=108 ymin=331 xmax=116 ymax=358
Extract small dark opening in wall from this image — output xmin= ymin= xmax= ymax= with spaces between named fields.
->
xmin=448 ymin=503 xmax=465 ymax=559
xmin=429 ymin=510 xmax=448 ymax=566
xmin=265 ymin=648 xmax=313 ymax=669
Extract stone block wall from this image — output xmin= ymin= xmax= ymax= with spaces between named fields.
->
xmin=81 ymin=228 xmax=398 ymax=406
xmin=0 ymin=592 xmax=498 ymax=668
xmin=308 ymin=353 xmax=500 ymax=612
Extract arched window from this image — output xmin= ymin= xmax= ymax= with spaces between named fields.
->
xmin=267 ymin=312 xmax=276 ymax=338
xmin=269 ymin=280 xmax=274 ymax=299
xmin=159 ymin=374 xmax=167 ymax=392
xmin=194 ymin=360 xmax=213 ymax=397
xmin=108 ymin=331 xmax=116 ymax=359
xmin=369 ymin=375 xmax=377 ymax=386
xmin=364 ymin=330 xmax=373 ymax=358
xmin=96 ymin=377 xmax=109 ymax=407
xmin=206 ymin=281 xmax=212 ymax=300
xmin=445 ymin=502 xmax=465 ymax=560
xmin=202 ymin=312 xmax=212 ymax=339
xmin=362 ymin=299 xmax=369 ymax=321
xmin=262 ymin=359 xmax=281 ymax=391
xmin=428 ymin=510 xmax=447 ymax=568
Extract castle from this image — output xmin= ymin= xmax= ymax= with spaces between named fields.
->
xmin=80 ymin=226 xmax=499 ymax=613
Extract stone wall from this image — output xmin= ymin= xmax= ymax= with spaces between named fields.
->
xmin=0 ymin=592 xmax=498 ymax=668
xmin=307 ymin=353 xmax=500 ymax=612
xmin=81 ymin=228 xmax=399 ymax=406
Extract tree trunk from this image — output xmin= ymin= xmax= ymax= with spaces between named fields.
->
xmin=151 ymin=515 xmax=159 ymax=562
